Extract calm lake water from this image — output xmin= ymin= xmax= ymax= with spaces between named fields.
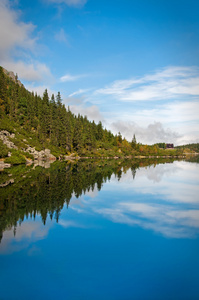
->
xmin=0 ymin=158 xmax=199 ymax=300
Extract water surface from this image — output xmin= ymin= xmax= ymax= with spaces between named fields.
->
xmin=0 ymin=158 xmax=199 ymax=300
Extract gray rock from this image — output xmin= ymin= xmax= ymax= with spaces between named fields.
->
xmin=0 ymin=130 xmax=18 ymax=149
xmin=0 ymin=178 xmax=14 ymax=187
xmin=0 ymin=161 xmax=11 ymax=169
xmin=0 ymin=131 xmax=56 ymax=163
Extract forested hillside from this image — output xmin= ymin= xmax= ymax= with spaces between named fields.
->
xmin=175 ymin=143 xmax=199 ymax=153
xmin=0 ymin=66 xmax=184 ymax=163
xmin=0 ymin=66 xmax=117 ymax=154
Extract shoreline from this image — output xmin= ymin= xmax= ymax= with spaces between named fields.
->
xmin=1 ymin=153 xmax=197 ymax=169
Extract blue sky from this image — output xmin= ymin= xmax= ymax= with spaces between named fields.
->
xmin=0 ymin=0 xmax=199 ymax=145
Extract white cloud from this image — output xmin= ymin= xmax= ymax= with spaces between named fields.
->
xmin=54 ymin=28 xmax=70 ymax=46
xmin=46 ymin=0 xmax=87 ymax=7
xmin=109 ymin=120 xmax=181 ymax=145
xmin=3 ymin=60 xmax=53 ymax=82
xmin=25 ymin=84 xmax=57 ymax=98
xmin=118 ymin=203 xmax=199 ymax=238
xmin=128 ymin=162 xmax=199 ymax=205
xmin=66 ymin=160 xmax=199 ymax=239
xmin=157 ymin=101 xmax=199 ymax=124
xmin=60 ymin=73 xmax=87 ymax=82
xmin=91 ymin=163 xmax=199 ymax=238
xmin=0 ymin=0 xmax=36 ymax=60
xmin=100 ymin=97 xmax=199 ymax=145
xmin=68 ymin=88 xmax=91 ymax=97
xmin=95 ymin=204 xmax=199 ymax=238
xmin=96 ymin=66 xmax=199 ymax=102
xmin=0 ymin=0 xmax=53 ymax=84
xmin=89 ymin=66 xmax=199 ymax=145
xmin=59 ymin=220 xmax=86 ymax=228
xmin=0 ymin=220 xmax=52 ymax=254
xmin=70 ymin=104 xmax=104 ymax=123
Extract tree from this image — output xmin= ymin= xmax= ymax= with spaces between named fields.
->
xmin=118 ymin=132 xmax=122 ymax=143
xmin=17 ymin=97 xmax=27 ymax=125
xmin=96 ymin=121 xmax=103 ymax=140
xmin=73 ymin=118 xmax=84 ymax=153
xmin=84 ymin=122 xmax=96 ymax=150
xmin=0 ymin=67 xmax=7 ymax=115
xmin=56 ymin=91 xmax=62 ymax=107
xmin=131 ymin=134 xmax=137 ymax=149
xmin=39 ymin=89 xmax=50 ymax=143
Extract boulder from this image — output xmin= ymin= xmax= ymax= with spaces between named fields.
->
xmin=0 ymin=178 xmax=14 ymax=187
xmin=0 ymin=161 xmax=11 ymax=170
xmin=0 ymin=130 xmax=18 ymax=149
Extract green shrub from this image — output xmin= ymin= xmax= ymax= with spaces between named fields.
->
xmin=21 ymin=151 xmax=34 ymax=160
xmin=0 ymin=171 xmax=10 ymax=184
xmin=4 ymin=150 xmax=26 ymax=165
xmin=0 ymin=117 xmax=16 ymax=133
xmin=0 ymin=139 xmax=9 ymax=158
xmin=9 ymin=137 xmax=27 ymax=149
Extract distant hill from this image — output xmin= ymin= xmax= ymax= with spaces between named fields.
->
xmin=175 ymin=143 xmax=199 ymax=153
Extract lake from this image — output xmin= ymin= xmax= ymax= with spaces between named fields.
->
xmin=0 ymin=157 xmax=199 ymax=300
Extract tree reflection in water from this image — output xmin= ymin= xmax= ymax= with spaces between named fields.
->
xmin=0 ymin=157 xmax=189 ymax=242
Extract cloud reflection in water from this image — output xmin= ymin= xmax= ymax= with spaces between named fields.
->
xmin=70 ymin=161 xmax=199 ymax=238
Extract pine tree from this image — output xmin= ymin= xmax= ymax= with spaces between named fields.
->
xmin=39 ymin=89 xmax=50 ymax=143
xmin=65 ymin=109 xmax=73 ymax=152
xmin=96 ymin=121 xmax=103 ymax=140
xmin=118 ymin=132 xmax=122 ymax=143
xmin=131 ymin=134 xmax=137 ymax=149
xmin=73 ymin=118 xmax=83 ymax=153
xmin=0 ymin=67 xmax=7 ymax=115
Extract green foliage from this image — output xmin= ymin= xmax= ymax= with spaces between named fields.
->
xmin=131 ymin=134 xmax=137 ymax=149
xmin=175 ymin=143 xmax=199 ymax=153
xmin=4 ymin=150 xmax=26 ymax=165
xmin=9 ymin=135 xmax=27 ymax=149
xmin=0 ymin=117 xmax=16 ymax=133
xmin=156 ymin=143 xmax=166 ymax=149
xmin=0 ymin=139 xmax=9 ymax=158
xmin=21 ymin=150 xmax=34 ymax=160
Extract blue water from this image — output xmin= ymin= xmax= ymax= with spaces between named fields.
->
xmin=0 ymin=160 xmax=199 ymax=300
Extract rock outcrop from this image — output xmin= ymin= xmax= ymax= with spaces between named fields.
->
xmin=0 ymin=178 xmax=14 ymax=187
xmin=0 ymin=131 xmax=17 ymax=149
xmin=2 ymin=67 xmax=24 ymax=87
xmin=0 ymin=130 xmax=56 ymax=163
xmin=26 ymin=147 xmax=56 ymax=160
xmin=0 ymin=161 xmax=11 ymax=170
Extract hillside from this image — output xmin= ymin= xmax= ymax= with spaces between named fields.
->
xmin=175 ymin=143 xmax=199 ymax=154
xmin=0 ymin=66 xmax=184 ymax=166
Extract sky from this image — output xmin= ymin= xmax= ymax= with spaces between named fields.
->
xmin=0 ymin=0 xmax=199 ymax=145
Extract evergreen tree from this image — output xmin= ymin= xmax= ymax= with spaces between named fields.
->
xmin=118 ymin=132 xmax=122 ymax=143
xmin=131 ymin=134 xmax=137 ymax=149
xmin=73 ymin=118 xmax=83 ymax=153
xmin=96 ymin=121 xmax=103 ymax=140
xmin=40 ymin=89 xmax=50 ymax=140
xmin=0 ymin=67 xmax=7 ymax=115
xmin=65 ymin=109 xmax=73 ymax=152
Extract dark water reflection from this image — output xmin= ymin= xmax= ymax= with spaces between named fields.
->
xmin=0 ymin=157 xmax=199 ymax=300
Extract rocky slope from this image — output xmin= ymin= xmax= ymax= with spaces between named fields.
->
xmin=0 ymin=130 xmax=56 ymax=168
